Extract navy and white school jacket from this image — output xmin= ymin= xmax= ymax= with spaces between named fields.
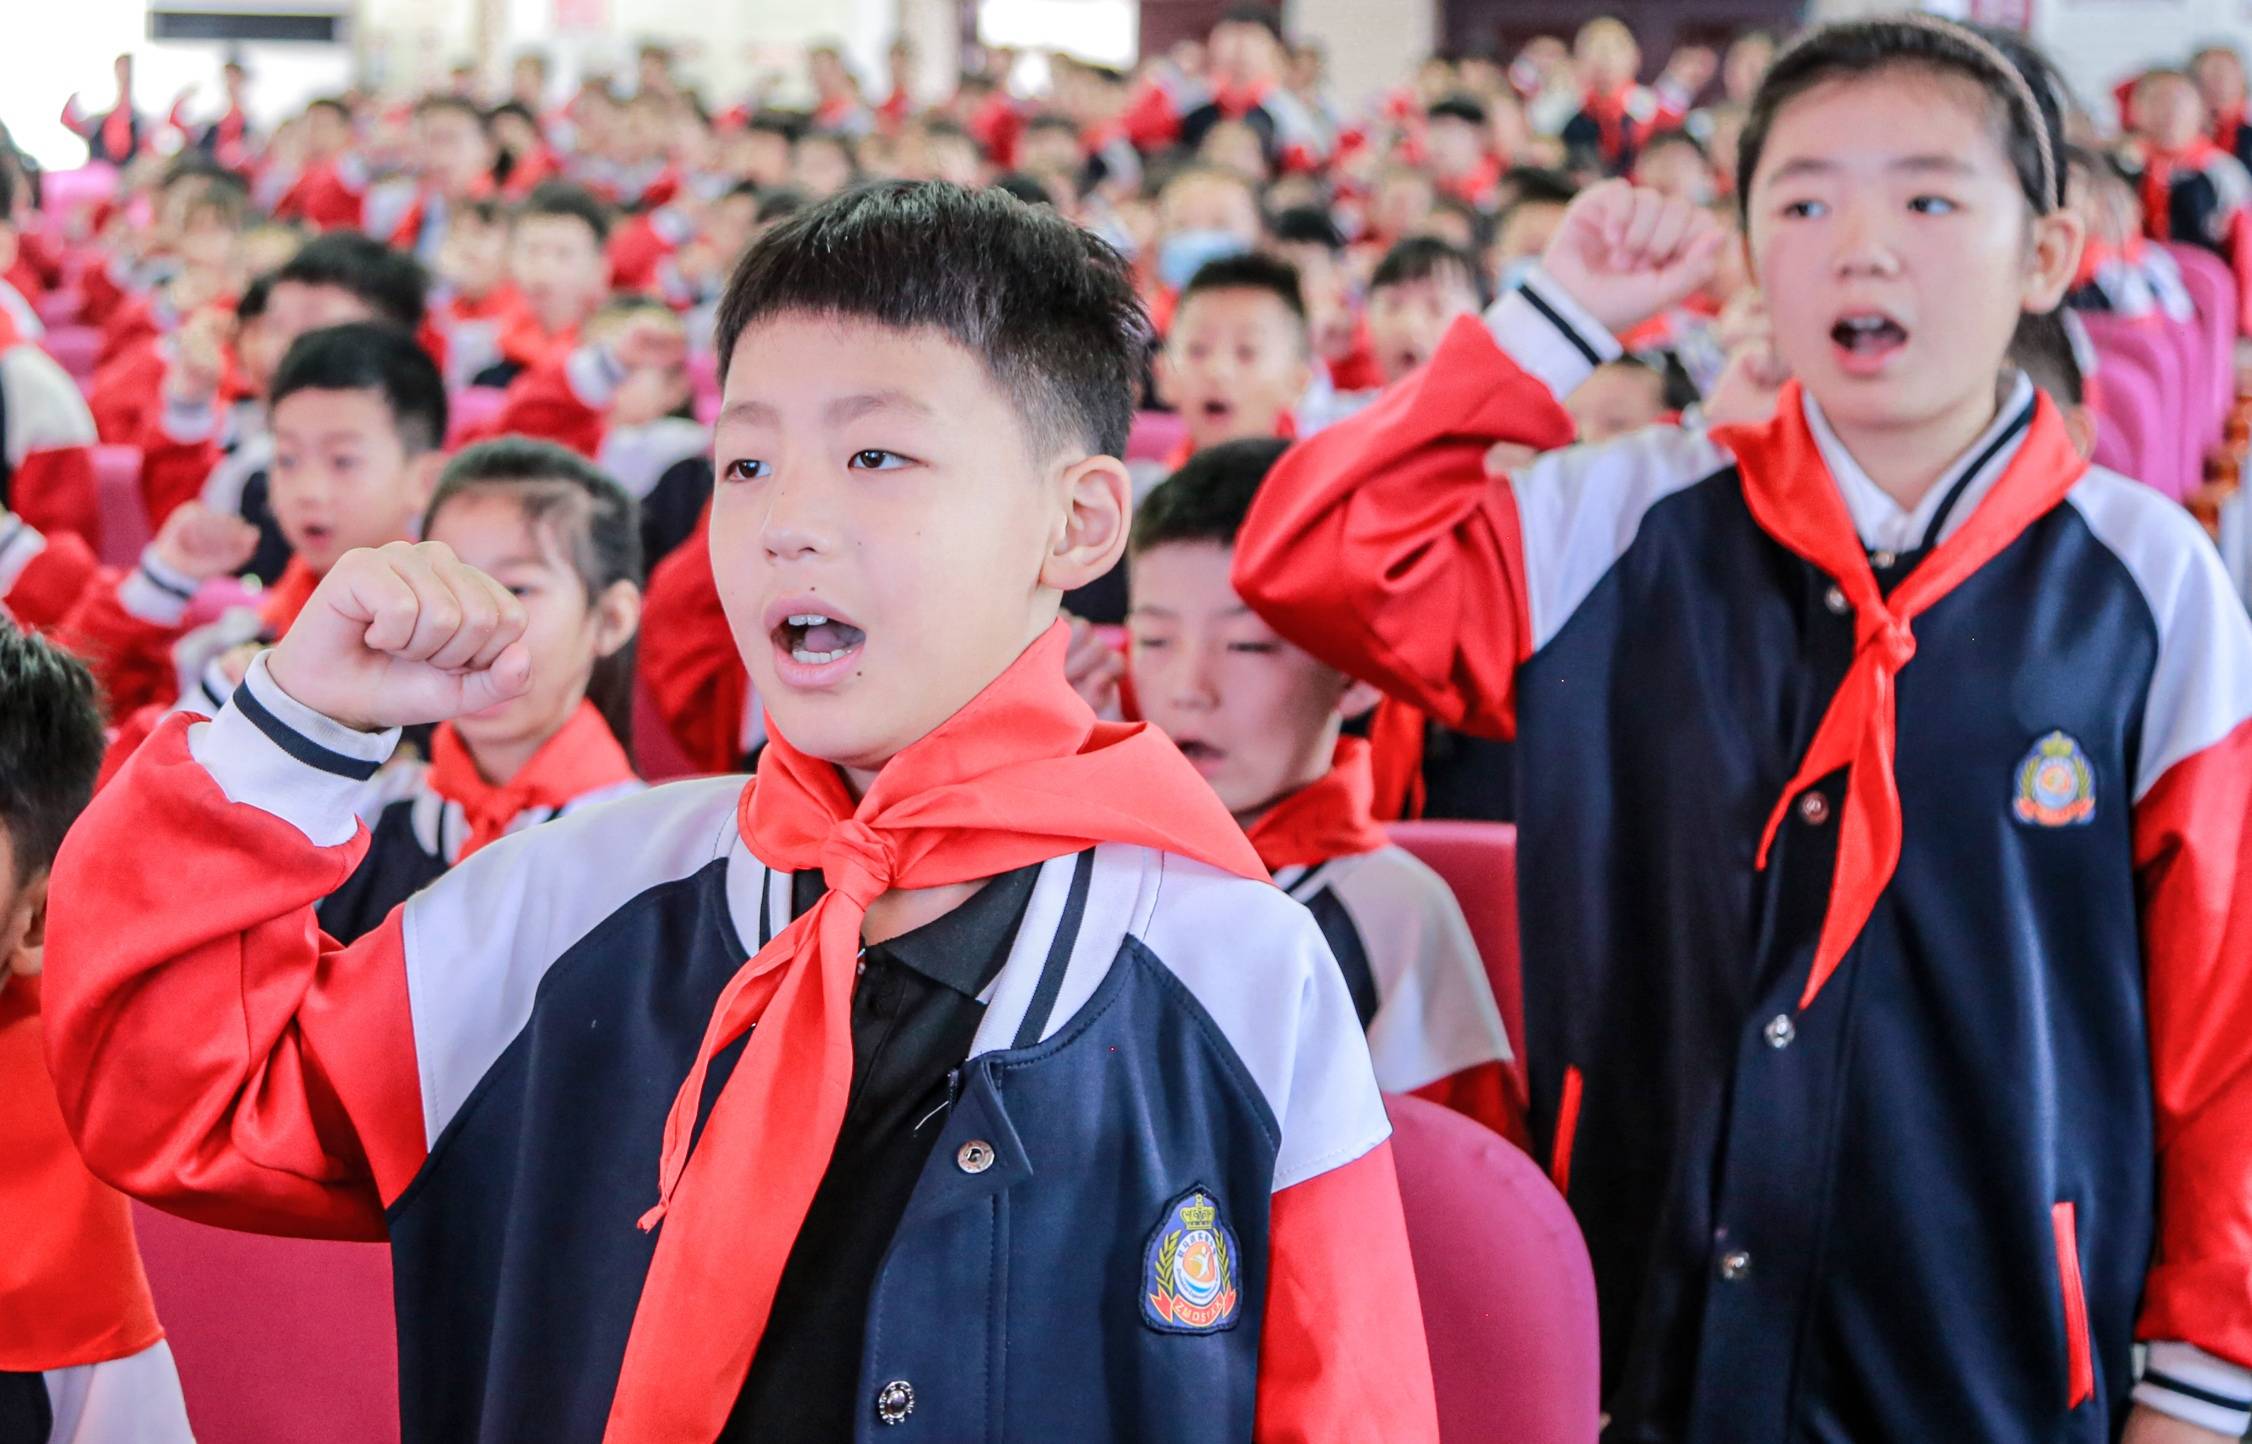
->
xmin=1237 ymin=271 xmax=2252 ymax=1442
xmin=1275 ymin=847 xmax=1517 ymax=1138
xmin=43 ymin=657 xmax=1438 ymax=1443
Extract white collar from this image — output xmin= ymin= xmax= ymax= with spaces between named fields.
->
xmin=1800 ymin=373 xmax=2038 ymax=557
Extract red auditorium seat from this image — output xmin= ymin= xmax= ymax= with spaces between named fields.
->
xmin=1385 ymin=1092 xmax=1600 ymax=1444
xmin=1387 ymin=819 xmax=1525 ymax=1093
xmin=91 ymin=444 xmax=149 ymax=566
xmin=631 ymin=675 xmax=700 ymax=780
xmin=39 ymin=324 xmax=102 ymax=383
xmin=32 ymin=288 xmax=84 ymax=329
xmin=131 ymin=1203 xmax=399 ymax=1444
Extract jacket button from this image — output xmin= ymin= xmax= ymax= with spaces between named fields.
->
xmin=1764 ymin=1014 xmax=1796 ymax=1050
xmin=875 ymin=1379 xmax=915 ymax=1425
xmin=956 ymin=1139 xmax=996 ymax=1174
xmin=1797 ymin=791 xmax=1830 ymax=826
xmin=1718 ymin=1250 xmax=1753 ymax=1282
xmin=1824 ymin=585 xmax=1849 ymax=615
xmin=1872 ymin=549 xmax=1898 ymax=569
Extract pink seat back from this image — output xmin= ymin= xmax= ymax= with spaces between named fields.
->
xmin=33 ymin=289 xmax=84 ymax=328
xmin=445 ymin=386 xmax=508 ymax=447
xmin=1386 ymin=820 xmax=1524 ymax=1089
xmin=1125 ymin=409 xmax=1187 ymax=463
xmin=132 ymin=1204 xmax=399 ymax=1444
xmin=38 ymin=165 xmax=120 ymax=223
xmin=40 ymin=324 xmax=101 ymax=382
xmin=92 ymin=444 xmax=149 ymax=566
xmin=1385 ymin=1092 xmax=1599 ymax=1444
xmin=2160 ymin=244 xmax=2239 ymax=435
xmin=2079 ymin=321 xmax=2179 ymax=496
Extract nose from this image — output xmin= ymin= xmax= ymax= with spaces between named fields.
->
xmin=1169 ymin=640 xmax=1222 ymax=711
xmin=758 ymin=467 xmax=838 ymax=563
xmin=1831 ymin=198 xmax=1901 ymax=279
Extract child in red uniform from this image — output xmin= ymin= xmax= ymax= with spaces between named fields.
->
xmin=0 ymin=625 xmax=192 ymax=1444
xmin=1239 ymin=19 xmax=2252 ymax=1442
xmin=469 ymin=182 xmax=612 ymax=389
xmin=1128 ymin=439 xmax=1517 ymax=1137
xmin=44 ymin=179 xmax=1436 ymax=1442
xmin=0 ymin=183 xmax=97 ymax=545
xmin=1156 ymin=252 xmax=1313 ymax=467
xmin=318 ymin=437 xmax=642 ymax=941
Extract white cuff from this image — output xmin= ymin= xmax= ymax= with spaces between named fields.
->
xmin=118 ymin=549 xmax=199 ymax=626
xmin=566 ymin=343 xmax=627 ymax=410
xmin=186 ymin=652 xmax=398 ymax=847
xmin=158 ymin=391 xmax=222 ymax=444
xmin=1486 ymin=267 xmax=1622 ymax=402
xmin=2135 ymin=1341 xmax=2252 ymax=1438
xmin=0 ymin=516 xmax=47 ymax=597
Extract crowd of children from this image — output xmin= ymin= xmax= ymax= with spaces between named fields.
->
xmin=3 ymin=6 xmax=2252 ymax=1441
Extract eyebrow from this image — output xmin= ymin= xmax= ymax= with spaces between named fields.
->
xmin=1764 ymin=153 xmax=1984 ymax=183
xmin=718 ymin=391 xmax=937 ymax=428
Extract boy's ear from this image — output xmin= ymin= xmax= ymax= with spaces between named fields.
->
xmin=4 ymin=870 xmax=51 ymax=983
xmin=1337 ymin=676 xmax=1386 ymax=722
xmin=2022 ymin=209 xmax=2087 ymax=314
xmin=593 ymin=579 xmax=643 ymax=658
xmin=1041 ymin=454 xmax=1133 ymax=593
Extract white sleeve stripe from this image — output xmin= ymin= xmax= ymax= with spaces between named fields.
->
xmin=1484 ymin=269 xmax=1622 ymax=403
xmin=0 ymin=517 xmax=45 ymax=596
xmin=187 ymin=655 xmax=400 ymax=848
xmin=2063 ymin=471 xmax=2252 ymax=801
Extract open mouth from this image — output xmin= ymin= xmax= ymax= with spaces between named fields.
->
xmin=1198 ymin=399 xmax=1234 ymax=425
xmin=774 ymin=611 xmax=867 ymax=668
xmin=296 ymin=522 xmax=334 ymax=550
xmin=1173 ymin=738 xmax=1227 ymax=772
xmin=1830 ymin=310 xmax=1909 ymax=370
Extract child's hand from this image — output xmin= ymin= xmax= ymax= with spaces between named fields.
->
xmin=611 ymin=364 xmax=692 ymax=428
xmin=167 ymin=308 xmax=234 ymax=406
xmin=1484 ymin=441 xmax=1540 ymax=477
xmin=264 ymin=541 xmax=532 ymax=733
xmin=613 ymin=314 xmax=688 ymax=375
xmin=2120 ymin=1406 xmax=2237 ymax=1444
xmin=150 ymin=502 xmax=259 ymax=583
xmin=1540 ymin=179 xmax=1727 ymax=336
xmin=1063 ymin=615 xmax=1125 ymax=722
xmin=1660 ymin=46 xmax=1718 ymax=99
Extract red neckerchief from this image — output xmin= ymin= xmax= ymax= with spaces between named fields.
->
xmin=603 ymin=622 xmax=1266 ymax=1440
xmin=445 ymin=281 xmax=522 ymax=325
xmin=101 ymin=105 xmax=133 ymax=163
xmin=1711 ymin=384 xmax=2087 ymax=1009
xmin=426 ymin=700 xmax=637 ymax=857
xmin=1212 ymin=77 xmax=1274 ymax=120
xmin=2215 ymin=106 xmax=2247 ymax=152
xmin=1366 ymin=696 xmax=1430 ymax=821
xmin=1439 ymin=153 xmax=1504 ymax=208
xmin=497 ymin=301 xmax=577 ymax=371
xmin=2141 ymin=138 xmax=2227 ymax=241
xmin=258 ymin=557 xmax=321 ymax=635
xmin=1581 ymin=86 xmax=1635 ymax=165
xmin=1246 ymin=737 xmax=1393 ymax=871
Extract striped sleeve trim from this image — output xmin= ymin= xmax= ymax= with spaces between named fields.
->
xmin=1484 ymin=266 xmax=1622 ymax=402
xmin=187 ymin=653 xmax=398 ymax=848
xmin=2134 ymin=1341 xmax=2252 ymax=1438
xmin=117 ymin=551 xmax=199 ymax=625
xmin=0 ymin=516 xmax=45 ymax=596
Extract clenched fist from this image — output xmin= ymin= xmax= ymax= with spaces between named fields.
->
xmin=1539 ymin=179 xmax=1728 ymax=337
xmin=264 ymin=541 xmax=533 ymax=733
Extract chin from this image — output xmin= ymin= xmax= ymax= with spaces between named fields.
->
xmin=761 ymin=696 xmax=909 ymax=775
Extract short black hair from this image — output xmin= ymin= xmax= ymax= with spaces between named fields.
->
xmin=2010 ymin=308 xmax=2083 ymax=406
xmin=1498 ymin=165 xmax=1580 ymax=209
xmin=1177 ymin=251 xmax=1306 ymax=324
xmin=269 ymin=322 xmax=448 ymax=454
xmin=237 ymin=273 xmax=274 ymax=323
xmin=746 ymin=111 xmax=800 ymax=142
xmin=518 ymin=180 xmax=613 ymax=245
xmin=756 ymin=187 xmax=809 ymax=224
xmin=992 ymin=173 xmax=1055 ymax=207
xmin=486 ymin=99 xmax=539 ymax=130
xmin=1372 ymin=235 xmax=1488 ymax=306
xmin=307 ymin=96 xmax=351 ymax=121
xmin=1428 ymin=94 xmax=1489 ymax=127
xmin=1267 ymin=204 xmax=1344 ymax=250
xmin=715 ymin=181 xmax=1149 ymax=458
xmin=1741 ymin=20 xmax=2069 ymax=218
xmin=1130 ymin=437 xmax=1290 ymax=555
xmin=274 ymin=233 xmax=428 ymax=328
xmin=0 ymin=621 xmax=104 ymax=883
xmin=1216 ymin=4 xmax=1284 ymax=42
xmin=415 ymin=94 xmax=483 ymax=124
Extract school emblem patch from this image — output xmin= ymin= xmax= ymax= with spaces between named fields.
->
xmin=2013 ymin=731 xmax=2096 ymax=828
xmin=1142 ymin=1186 xmax=1242 ymax=1334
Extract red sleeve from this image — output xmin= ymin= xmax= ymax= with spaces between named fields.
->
xmin=1254 ymin=1141 xmax=1439 ymax=1441
xmin=608 ymin=215 xmax=673 ymax=290
xmin=8 ymin=446 xmax=97 ymax=544
xmin=2133 ymin=716 xmax=2252 ymax=1366
xmin=1411 ymin=1062 xmax=1528 ymax=1151
xmin=98 ymin=298 xmax=160 ymax=370
xmin=639 ymin=520 xmax=749 ymax=773
xmin=88 ymin=345 xmax=167 ymax=445
xmin=2 ymin=529 xmax=102 ymax=632
xmin=52 ymin=574 xmax=186 ymax=717
xmin=42 ymin=716 xmax=428 ymax=1240
xmin=60 ymin=97 xmax=90 ymax=139
xmin=137 ymin=427 xmax=220 ymax=527
xmin=492 ymin=352 xmax=608 ymax=458
xmin=1233 ymin=313 xmax=1571 ymax=739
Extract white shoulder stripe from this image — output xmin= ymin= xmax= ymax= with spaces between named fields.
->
xmin=1133 ymin=856 xmax=1392 ymax=1194
xmin=2065 ymin=468 xmax=2252 ymax=800
xmin=0 ymin=345 xmax=97 ymax=462
xmin=969 ymin=846 xmax=1156 ymax=1056
xmin=401 ymin=775 xmax=746 ymax=1146
xmin=1515 ymin=422 xmax=1734 ymax=653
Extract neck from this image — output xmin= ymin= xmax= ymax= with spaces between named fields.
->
xmin=462 ymin=725 xmax=549 ymax=787
xmin=1231 ymin=737 xmax=1341 ymax=832
xmin=1823 ymin=379 xmax=2006 ymax=512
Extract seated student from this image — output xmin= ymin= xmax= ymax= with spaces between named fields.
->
xmin=2132 ymin=67 xmax=2252 ymax=263
xmin=1142 ymin=163 xmax=1263 ymax=333
xmin=469 ymin=182 xmax=613 ymax=390
xmin=1423 ymin=95 xmax=1502 ymax=209
xmin=0 ymin=626 xmax=195 ymax=1444
xmin=1363 ymin=235 xmax=1486 ymax=387
xmin=367 ymin=95 xmax=498 ymax=265
xmin=1264 ymin=204 xmax=1376 ymax=390
xmin=1127 ymin=438 xmax=1517 ymax=1138
xmin=1567 ymin=355 xmax=1669 ymax=442
xmin=1240 ymin=19 xmax=2252 ymax=1439
xmin=0 ymin=184 xmax=97 ymax=545
xmin=44 ymin=179 xmax=1436 ymax=1442
xmin=1561 ymin=17 xmax=1703 ymax=177
xmin=1635 ymin=129 xmax=1718 ymax=205
xmin=92 ymin=322 xmax=446 ymax=722
xmin=431 ymin=198 xmax=517 ymax=390
xmin=1487 ymin=166 xmax=1578 ymax=293
xmin=142 ymin=232 xmax=430 ymax=581
xmin=84 ymin=168 xmax=248 ymax=446
xmin=1154 ymin=252 xmax=1314 ymax=472
xmin=273 ymin=97 xmax=371 ymax=232
xmin=2009 ymin=307 xmax=2100 ymax=461
xmin=2064 ymin=149 xmax=2199 ymax=324
xmin=318 ymin=438 xmax=642 ymax=942
xmin=2193 ymin=44 xmax=2252 ymax=172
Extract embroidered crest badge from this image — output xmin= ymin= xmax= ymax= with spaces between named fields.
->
xmin=1142 ymin=1186 xmax=1242 ymax=1333
xmin=2013 ymin=731 xmax=2096 ymax=828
